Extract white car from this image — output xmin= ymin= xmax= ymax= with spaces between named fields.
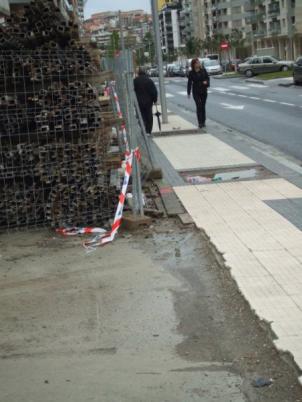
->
xmin=202 ymin=59 xmax=223 ymax=75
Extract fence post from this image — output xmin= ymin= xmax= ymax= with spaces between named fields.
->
xmin=124 ymin=49 xmax=144 ymax=217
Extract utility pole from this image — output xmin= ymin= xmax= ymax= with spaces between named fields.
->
xmin=119 ymin=10 xmax=125 ymax=52
xmin=151 ymin=0 xmax=168 ymax=123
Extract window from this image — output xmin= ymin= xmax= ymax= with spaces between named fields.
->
xmin=263 ymin=57 xmax=273 ymax=63
xmin=251 ymin=58 xmax=260 ymax=64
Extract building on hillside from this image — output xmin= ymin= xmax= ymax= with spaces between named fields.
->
xmin=83 ymin=9 xmax=152 ymax=50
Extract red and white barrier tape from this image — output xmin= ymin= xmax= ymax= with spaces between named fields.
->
xmin=56 ymin=85 xmax=139 ymax=250
xmin=83 ymin=149 xmax=136 ymax=249
xmin=56 ymin=227 xmax=106 ymax=236
xmin=57 ymin=148 xmax=141 ymax=250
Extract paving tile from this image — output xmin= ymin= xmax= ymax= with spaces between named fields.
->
xmin=173 ymin=180 xmax=302 ymax=373
xmin=241 ymin=180 xmax=286 ymax=200
xmin=263 ymin=178 xmax=302 ymax=198
xmin=154 ymin=134 xmax=255 ymax=171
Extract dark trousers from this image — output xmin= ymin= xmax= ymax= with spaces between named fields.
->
xmin=193 ymin=92 xmax=207 ymax=127
xmin=140 ymin=104 xmax=153 ymax=134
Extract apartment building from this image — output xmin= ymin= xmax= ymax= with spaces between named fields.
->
xmin=202 ymin=0 xmax=250 ymax=40
xmin=179 ymin=0 xmax=194 ymax=44
xmin=191 ymin=0 xmax=206 ymax=40
xmin=246 ymin=0 xmax=302 ymax=59
xmin=158 ymin=1 xmax=182 ymax=56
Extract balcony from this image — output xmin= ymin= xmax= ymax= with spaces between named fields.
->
xmin=268 ymin=3 xmax=280 ymax=17
xmin=253 ymin=29 xmax=266 ymax=37
xmin=245 ymin=11 xmax=266 ymax=23
xmin=269 ymin=26 xmax=281 ymax=35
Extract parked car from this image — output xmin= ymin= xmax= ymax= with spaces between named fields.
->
xmin=185 ymin=57 xmax=210 ymax=76
xmin=149 ymin=66 xmax=158 ymax=77
xmin=238 ymin=55 xmax=294 ymax=77
xmin=168 ymin=65 xmax=186 ymax=77
xmin=293 ymin=56 xmax=302 ymax=85
xmin=202 ymin=59 xmax=223 ymax=75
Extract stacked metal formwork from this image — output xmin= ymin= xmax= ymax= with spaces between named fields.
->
xmin=0 ymin=0 xmax=119 ymax=230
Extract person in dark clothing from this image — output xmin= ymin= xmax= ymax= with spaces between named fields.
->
xmin=134 ymin=67 xmax=158 ymax=134
xmin=187 ymin=58 xmax=210 ymax=129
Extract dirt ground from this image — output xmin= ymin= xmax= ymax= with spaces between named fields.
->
xmin=0 ymin=218 xmax=301 ymax=402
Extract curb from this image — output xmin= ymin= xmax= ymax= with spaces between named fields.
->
xmin=212 ymin=74 xmax=242 ymax=80
xmin=153 ymin=129 xmax=200 ymax=137
xmin=278 ymin=82 xmax=294 ymax=87
xmin=245 ymin=78 xmax=265 ymax=85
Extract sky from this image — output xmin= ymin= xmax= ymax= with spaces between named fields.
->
xmin=84 ymin=0 xmax=151 ymax=18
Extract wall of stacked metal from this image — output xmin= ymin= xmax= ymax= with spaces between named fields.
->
xmin=0 ymin=0 xmax=119 ymax=230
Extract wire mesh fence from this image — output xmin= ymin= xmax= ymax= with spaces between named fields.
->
xmin=0 ymin=1 xmax=121 ymax=231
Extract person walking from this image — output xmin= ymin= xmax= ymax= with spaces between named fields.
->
xmin=187 ymin=58 xmax=210 ymax=130
xmin=134 ymin=67 xmax=158 ymax=135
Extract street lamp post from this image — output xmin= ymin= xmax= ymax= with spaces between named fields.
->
xmin=150 ymin=0 xmax=168 ymax=123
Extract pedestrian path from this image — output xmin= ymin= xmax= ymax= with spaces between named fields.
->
xmin=154 ymin=134 xmax=255 ymax=170
xmin=152 ymin=122 xmax=302 ymax=382
xmin=174 ymin=178 xmax=302 ymax=384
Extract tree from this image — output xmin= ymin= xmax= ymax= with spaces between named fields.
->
xmin=106 ymin=31 xmax=120 ymax=57
xmin=185 ymin=37 xmax=202 ymax=58
xmin=143 ymin=31 xmax=155 ymax=64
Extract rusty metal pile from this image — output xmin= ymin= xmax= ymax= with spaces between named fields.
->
xmin=0 ymin=0 xmax=119 ymax=229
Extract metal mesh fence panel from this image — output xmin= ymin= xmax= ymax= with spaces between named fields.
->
xmin=0 ymin=0 xmax=120 ymax=230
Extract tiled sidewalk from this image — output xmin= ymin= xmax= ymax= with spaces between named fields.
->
xmin=174 ymin=178 xmax=302 ymax=382
xmin=154 ymin=134 xmax=255 ymax=170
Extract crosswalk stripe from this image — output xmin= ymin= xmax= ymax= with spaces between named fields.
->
xmin=165 ymin=93 xmax=174 ymax=98
xmin=247 ymin=83 xmax=268 ymax=88
xmin=177 ymin=91 xmax=188 ymax=96
xmin=212 ymin=87 xmax=229 ymax=92
xmin=280 ymin=102 xmax=295 ymax=106
xmin=230 ymin=85 xmax=249 ymax=90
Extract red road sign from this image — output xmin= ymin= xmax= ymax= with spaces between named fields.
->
xmin=220 ymin=42 xmax=229 ymax=50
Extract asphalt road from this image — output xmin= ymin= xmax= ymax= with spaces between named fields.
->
xmin=157 ymin=77 xmax=302 ymax=161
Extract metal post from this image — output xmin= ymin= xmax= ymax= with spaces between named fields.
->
xmin=151 ymin=0 xmax=168 ymax=124
xmin=124 ymin=50 xmax=144 ymax=216
xmin=119 ymin=10 xmax=126 ymax=52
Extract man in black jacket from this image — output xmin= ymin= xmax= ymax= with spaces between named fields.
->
xmin=134 ymin=67 xmax=158 ymax=134
xmin=187 ymin=58 xmax=210 ymax=130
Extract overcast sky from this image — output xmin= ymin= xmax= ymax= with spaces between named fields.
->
xmin=84 ymin=0 xmax=151 ymax=18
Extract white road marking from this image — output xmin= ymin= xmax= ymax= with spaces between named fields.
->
xmin=228 ymin=92 xmax=236 ymax=96
xmin=237 ymin=94 xmax=248 ymax=98
xmin=165 ymin=93 xmax=174 ymax=98
xmin=177 ymin=91 xmax=188 ymax=96
xmin=230 ymin=85 xmax=249 ymax=90
xmin=263 ymin=99 xmax=276 ymax=103
xmin=213 ymin=87 xmax=230 ymax=92
xmin=249 ymin=96 xmax=260 ymax=100
xmin=247 ymin=83 xmax=268 ymax=88
xmin=208 ymin=90 xmax=213 ymax=94
xmin=280 ymin=102 xmax=295 ymax=106
xmin=220 ymin=102 xmax=245 ymax=110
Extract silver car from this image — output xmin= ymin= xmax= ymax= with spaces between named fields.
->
xmin=202 ymin=59 xmax=223 ymax=75
xmin=238 ymin=55 xmax=293 ymax=77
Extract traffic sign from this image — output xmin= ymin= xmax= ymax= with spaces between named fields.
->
xmin=220 ymin=42 xmax=229 ymax=50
